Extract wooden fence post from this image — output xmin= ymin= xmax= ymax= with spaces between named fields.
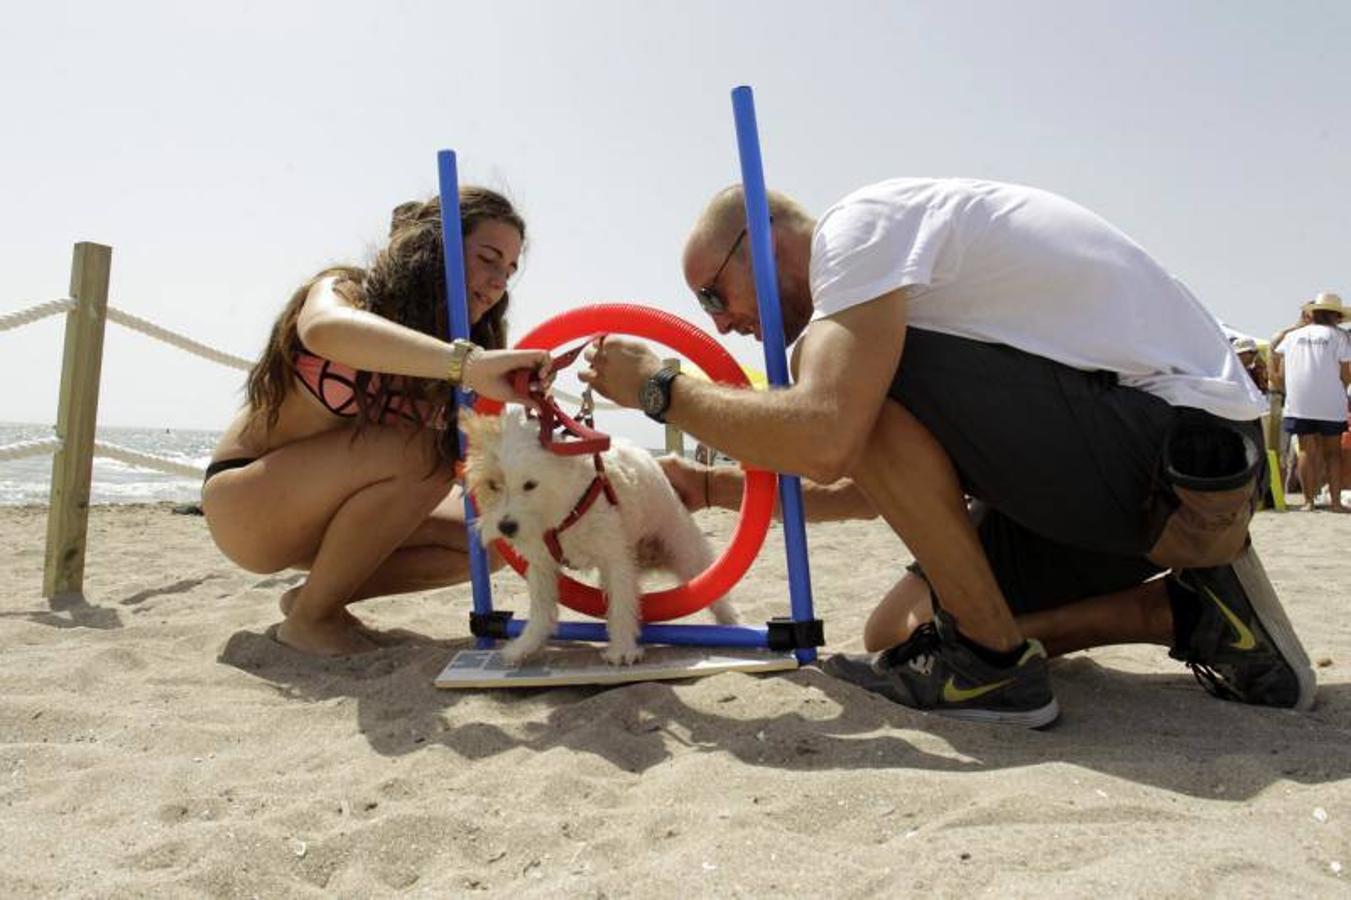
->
xmin=43 ymin=242 xmax=112 ymax=598
xmin=1265 ymin=390 xmax=1287 ymax=511
xmin=662 ymin=358 xmax=685 ymax=456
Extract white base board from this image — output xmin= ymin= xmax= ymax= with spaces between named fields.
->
xmin=435 ymin=645 xmax=799 ymax=689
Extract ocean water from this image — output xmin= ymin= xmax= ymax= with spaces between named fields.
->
xmin=0 ymin=422 xmax=219 ymax=506
xmin=0 ymin=421 xmax=683 ymax=507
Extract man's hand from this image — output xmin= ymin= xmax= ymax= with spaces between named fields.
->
xmin=658 ymin=455 xmax=710 ymax=511
xmin=579 ymin=336 xmax=664 ymax=408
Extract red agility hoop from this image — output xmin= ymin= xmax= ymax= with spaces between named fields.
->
xmin=474 ymin=303 xmax=775 ymax=622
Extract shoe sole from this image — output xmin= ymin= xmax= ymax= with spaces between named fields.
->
xmin=1230 ymin=546 xmax=1317 ymax=711
xmin=821 ymin=655 xmax=1062 ymax=729
xmin=932 ymin=698 xmax=1061 ymax=729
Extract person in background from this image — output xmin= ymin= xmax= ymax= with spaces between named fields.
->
xmin=1271 ymin=292 xmax=1351 ymax=512
xmin=1230 ymin=336 xmax=1269 ymax=394
xmin=202 ymin=190 xmax=548 ymax=656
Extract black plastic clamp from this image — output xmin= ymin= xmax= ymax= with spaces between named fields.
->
xmin=766 ymin=616 xmax=825 ymax=652
xmin=469 ymin=610 xmax=515 ymax=639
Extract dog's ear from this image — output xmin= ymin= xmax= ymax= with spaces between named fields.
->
xmin=457 ymin=409 xmax=501 ymax=449
xmin=500 ymin=407 xmax=532 ymax=439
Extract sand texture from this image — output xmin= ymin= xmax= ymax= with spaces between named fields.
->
xmin=1 ymin=505 xmax=1348 ymax=897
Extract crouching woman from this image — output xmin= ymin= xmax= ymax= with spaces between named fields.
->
xmin=202 ymin=189 xmax=547 ymax=656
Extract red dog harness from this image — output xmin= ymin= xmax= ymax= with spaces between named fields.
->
xmin=511 ymin=336 xmax=619 ymax=566
xmin=542 ymin=453 xmax=619 ymax=566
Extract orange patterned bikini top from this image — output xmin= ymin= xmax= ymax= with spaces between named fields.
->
xmin=292 ymin=345 xmax=437 ymax=426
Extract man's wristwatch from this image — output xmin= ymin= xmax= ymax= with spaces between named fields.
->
xmin=445 ymin=339 xmax=478 ymax=387
xmin=640 ymin=364 xmax=681 ymax=423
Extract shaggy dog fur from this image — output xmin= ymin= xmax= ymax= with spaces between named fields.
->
xmin=460 ymin=409 xmax=737 ymax=665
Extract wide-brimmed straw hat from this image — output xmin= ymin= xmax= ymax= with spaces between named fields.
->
xmin=1302 ymin=291 xmax=1345 ymax=317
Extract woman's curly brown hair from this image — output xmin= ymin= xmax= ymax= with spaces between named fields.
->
xmin=243 ymin=187 xmax=525 ymax=463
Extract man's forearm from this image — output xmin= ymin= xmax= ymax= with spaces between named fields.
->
xmin=666 ymin=377 xmax=847 ymax=481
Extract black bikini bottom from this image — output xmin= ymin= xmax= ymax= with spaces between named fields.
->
xmin=203 ymin=457 xmax=257 ymax=485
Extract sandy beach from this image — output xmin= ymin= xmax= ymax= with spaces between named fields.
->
xmin=1 ymin=504 xmax=1348 ymax=897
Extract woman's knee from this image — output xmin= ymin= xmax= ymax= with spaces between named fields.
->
xmin=863 ymin=571 xmax=934 ymax=652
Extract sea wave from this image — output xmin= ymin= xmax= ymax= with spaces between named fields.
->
xmin=0 ymin=422 xmax=217 ymax=506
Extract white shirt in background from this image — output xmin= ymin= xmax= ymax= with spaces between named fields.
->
xmin=1274 ymin=324 xmax=1351 ymax=422
xmin=808 ymin=177 xmax=1265 ymax=422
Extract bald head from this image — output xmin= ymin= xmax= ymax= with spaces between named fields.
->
xmin=681 ymin=185 xmax=813 ymax=289
xmin=680 ymin=185 xmax=818 ymax=344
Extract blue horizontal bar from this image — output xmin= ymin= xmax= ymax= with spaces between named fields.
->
xmin=501 ymin=619 xmax=775 ymax=649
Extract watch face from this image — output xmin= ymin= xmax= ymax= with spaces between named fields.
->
xmin=640 ymin=378 xmax=664 ymax=414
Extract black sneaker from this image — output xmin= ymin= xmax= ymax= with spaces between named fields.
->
xmin=822 ymin=611 xmax=1059 ymax=728
xmin=1169 ymin=544 xmax=1316 ymax=710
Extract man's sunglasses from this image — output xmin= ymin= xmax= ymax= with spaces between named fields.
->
xmin=695 ymin=217 xmax=770 ymax=315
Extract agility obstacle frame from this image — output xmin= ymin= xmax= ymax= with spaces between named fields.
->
xmin=437 ymin=86 xmax=822 ymax=665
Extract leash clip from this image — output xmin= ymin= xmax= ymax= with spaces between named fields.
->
xmin=509 ymin=335 xmax=611 ymax=456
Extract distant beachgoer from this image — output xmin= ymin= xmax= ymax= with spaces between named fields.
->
xmin=584 ymin=177 xmax=1314 ymax=725
xmin=1271 ymin=292 xmax=1351 ymax=512
xmin=202 ymin=190 xmax=549 ymax=656
xmin=1230 ymin=336 xmax=1269 ymax=394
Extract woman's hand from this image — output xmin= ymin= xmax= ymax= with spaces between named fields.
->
xmin=461 ymin=347 xmax=552 ymax=403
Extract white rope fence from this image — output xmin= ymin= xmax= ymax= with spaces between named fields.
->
xmin=2 ymin=299 xmax=251 ymax=369
xmin=105 ymin=305 xmax=252 ymax=371
xmin=0 ymin=299 xmax=76 ymax=331
xmin=93 ymin=440 xmax=204 ymax=479
xmin=2 ymin=295 xmax=242 ymax=481
xmin=0 ymin=435 xmax=204 ymax=479
xmin=0 ymin=437 xmax=63 ymax=463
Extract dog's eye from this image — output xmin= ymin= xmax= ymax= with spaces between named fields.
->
xmin=522 ymin=480 xmax=537 ymax=492
xmin=486 ymin=479 xmax=501 ymax=493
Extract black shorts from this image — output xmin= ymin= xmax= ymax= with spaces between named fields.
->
xmin=891 ymin=329 xmax=1264 ymax=615
xmin=1282 ymin=416 xmax=1348 ymax=436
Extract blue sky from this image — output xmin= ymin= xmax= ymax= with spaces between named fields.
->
xmin=1 ymin=1 xmax=1346 ymax=446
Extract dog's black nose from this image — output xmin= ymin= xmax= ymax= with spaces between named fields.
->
xmin=498 ymin=518 xmax=518 ymax=537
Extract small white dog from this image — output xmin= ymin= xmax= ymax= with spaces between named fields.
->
xmin=460 ymin=408 xmax=738 ymax=665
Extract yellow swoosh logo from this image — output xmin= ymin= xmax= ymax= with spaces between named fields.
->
xmin=1203 ymin=586 xmax=1256 ymax=651
xmin=943 ymin=677 xmax=1015 ymax=704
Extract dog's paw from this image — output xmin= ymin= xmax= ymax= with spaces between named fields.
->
xmin=499 ymin=638 xmax=542 ymax=667
xmin=601 ymin=642 xmax=645 ymax=666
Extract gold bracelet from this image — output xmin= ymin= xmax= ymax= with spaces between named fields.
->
xmin=445 ymin=339 xmax=478 ymax=387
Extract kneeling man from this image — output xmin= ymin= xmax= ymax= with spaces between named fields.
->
xmin=581 ymin=177 xmax=1315 ymax=727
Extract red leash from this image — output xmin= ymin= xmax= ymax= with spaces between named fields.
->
xmin=505 ymin=335 xmax=619 ymax=564
xmin=509 ymin=336 xmax=611 ymax=456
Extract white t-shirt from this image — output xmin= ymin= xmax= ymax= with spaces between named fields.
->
xmin=1273 ymin=324 xmax=1351 ymax=422
xmin=808 ymin=178 xmax=1265 ymax=422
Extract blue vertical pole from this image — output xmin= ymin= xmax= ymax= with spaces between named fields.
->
xmin=437 ymin=150 xmax=495 ymax=646
xmin=730 ymin=87 xmax=817 ymax=664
